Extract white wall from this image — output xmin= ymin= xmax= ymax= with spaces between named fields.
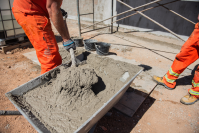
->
xmin=61 ymin=0 xmax=116 ymax=24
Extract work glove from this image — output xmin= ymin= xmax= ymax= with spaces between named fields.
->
xmin=63 ymin=39 xmax=76 ymax=51
xmin=60 ymin=8 xmax=68 ymax=18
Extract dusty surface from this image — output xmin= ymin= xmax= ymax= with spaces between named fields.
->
xmin=0 ymin=18 xmax=198 ymax=133
xmin=59 ymin=47 xmax=85 ymax=64
xmin=0 ymin=48 xmax=40 ymax=133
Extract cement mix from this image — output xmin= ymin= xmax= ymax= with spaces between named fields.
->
xmin=59 ymin=47 xmax=85 ymax=64
xmin=13 ymin=50 xmax=141 ymax=133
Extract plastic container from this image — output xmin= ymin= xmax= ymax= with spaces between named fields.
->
xmin=0 ymin=0 xmax=25 ymax=39
xmin=72 ymin=37 xmax=84 ymax=47
xmin=95 ymin=42 xmax=111 ymax=55
xmin=83 ymin=39 xmax=97 ymax=51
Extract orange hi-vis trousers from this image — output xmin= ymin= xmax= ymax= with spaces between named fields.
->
xmin=163 ymin=23 xmax=199 ymax=98
xmin=12 ymin=8 xmax=62 ymax=74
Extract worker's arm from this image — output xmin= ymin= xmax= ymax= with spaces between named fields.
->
xmin=46 ymin=0 xmax=70 ymax=42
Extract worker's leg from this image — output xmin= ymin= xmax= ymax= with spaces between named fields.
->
xmin=189 ymin=66 xmax=199 ymax=98
xmin=12 ymin=8 xmax=62 ymax=74
xmin=162 ymin=23 xmax=199 ymax=89
xmin=180 ymin=66 xmax=199 ymax=105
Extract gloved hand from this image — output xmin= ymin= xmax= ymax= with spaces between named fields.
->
xmin=63 ymin=39 xmax=76 ymax=51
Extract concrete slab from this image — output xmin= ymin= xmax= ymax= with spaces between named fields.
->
xmin=23 ymin=51 xmax=40 ymax=65
xmin=23 ymin=45 xmax=63 ymax=66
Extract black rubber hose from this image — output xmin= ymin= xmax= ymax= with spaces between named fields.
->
xmin=0 ymin=110 xmax=21 ymax=115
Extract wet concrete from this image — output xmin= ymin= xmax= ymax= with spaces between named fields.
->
xmin=15 ymin=51 xmax=141 ymax=133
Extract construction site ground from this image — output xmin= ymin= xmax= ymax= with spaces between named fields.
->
xmin=0 ymin=19 xmax=199 ymax=133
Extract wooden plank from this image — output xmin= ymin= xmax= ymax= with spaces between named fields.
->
xmin=114 ymin=91 xmax=147 ymax=117
xmin=118 ymin=91 xmax=147 ymax=111
xmin=2 ymin=41 xmax=32 ymax=54
xmin=114 ymin=102 xmax=135 ymax=117
xmin=113 ymin=67 xmax=166 ymax=117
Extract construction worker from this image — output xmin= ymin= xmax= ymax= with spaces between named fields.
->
xmin=12 ymin=0 xmax=76 ymax=74
xmin=153 ymin=22 xmax=199 ymax=105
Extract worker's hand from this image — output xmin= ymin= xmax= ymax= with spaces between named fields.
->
xmin=63 ymin=39 xmax=76 ymax=51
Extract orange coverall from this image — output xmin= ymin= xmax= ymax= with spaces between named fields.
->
xmin=12 ymin=0 xmax=62 ymax=74
xmin=163 ymin=23 xmax=199 ymax=98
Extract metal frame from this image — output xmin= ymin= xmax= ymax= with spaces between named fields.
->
xmin=76 ymin=0 xmax=95 ymax=37
xmin=77 ymin=0 xmax=196 ymax=42
xmin=0 ymin=8 xmax=7 ymax=39
xmin=0 ymin=0 xmax=25 ymax=40
xmin=111 ymin=0 xmax=114 ymax=33
xmin=113 ymin=0 xmax=194 ymax=25
xmin=81 ymin=0 xmax=162 ymax=30
xmin=8 ymin=0 xmax=16 ymax=38
xmin=116 ymin=0 xmax=186 ymax=41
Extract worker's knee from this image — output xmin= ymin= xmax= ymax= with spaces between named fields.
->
xmin=40 ymin=52 xmax=62 ymax=74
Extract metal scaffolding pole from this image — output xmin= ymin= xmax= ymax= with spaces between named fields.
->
xmin=111 ymin=0 xmax=114 ymax=33
xmin=76 ymin=0 xmax=81 ymax=37
xmin=112 ymin=0 xmax=179 ymax=25
xmin=93 ymin=0 xmax=95 ymax=30
xmin=117 ymin=0 xmax=185 ymax=42
xmin=81 ymin=0 xmax=162 ymax=30
xmin=156 ymin=2 xmax=196 ymax=24
xmin=81 ymin=0 xmax=179 ymax=34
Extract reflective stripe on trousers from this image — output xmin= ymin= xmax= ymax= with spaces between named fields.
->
xmin=162 ymin=23 xmax=199 ymax=89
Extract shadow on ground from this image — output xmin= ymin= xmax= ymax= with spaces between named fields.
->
xmin=94 ymin=89 xmax=156 ymax=133
xmin=176 ymin=64 xmax=199 ymax=86
xmin=176 ymin=75 xmax=193 ymax=86
xmin=108 ymin=52 xmax=117 ymax=55
xmin=138 ymin=64 xmax=152 ymax=71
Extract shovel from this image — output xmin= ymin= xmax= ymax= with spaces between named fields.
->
xmin=61 ymin=8 xmax=80 ymax=67
xmin=69 ymin=48 xmax=76 ymax=67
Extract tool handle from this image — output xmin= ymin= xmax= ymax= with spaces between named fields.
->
xmin=69 ymin=48 xmax=76 ymax=67
xmin=0 ymin=110 xmax=21 ymax=115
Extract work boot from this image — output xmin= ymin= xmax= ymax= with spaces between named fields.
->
xmin=180 ymin=94 xmax=198 ymax=105
xmin=153 ymin=76 xmax=174 ymax=90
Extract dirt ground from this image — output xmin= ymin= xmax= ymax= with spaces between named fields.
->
xmin=0 ymin=48 xmax=40 ymax=133
xmin=0 ymin=19 xmax=199 ymax=133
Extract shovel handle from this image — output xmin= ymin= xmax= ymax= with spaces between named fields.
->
xmin=69 ymin=48 xmax=76 ymax=67
xmin=0 ymin=110 xmax=21 ymax=115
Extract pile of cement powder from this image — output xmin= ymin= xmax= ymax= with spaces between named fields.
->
xmin=59 ymin=47 xmax=85 ymax=64
xmin=22 ymin=66 xmax=99 ymax=132
xmin=18 ymin=52 xmax=141 ymax=133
